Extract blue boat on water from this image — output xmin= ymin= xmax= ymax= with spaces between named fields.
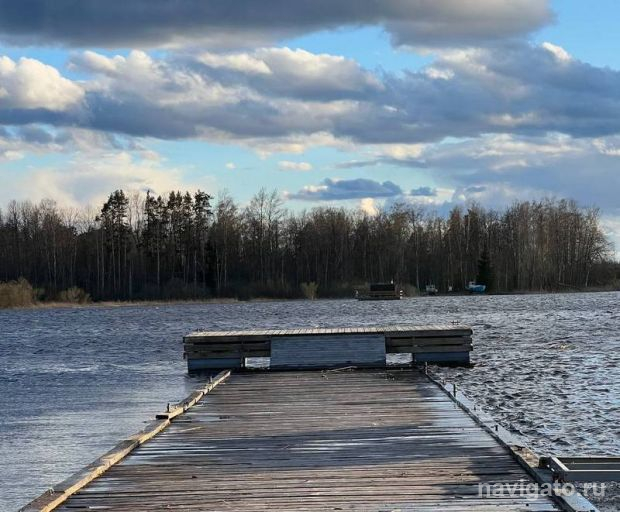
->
xmin=466 ymin=281 xmax=486 ymax=293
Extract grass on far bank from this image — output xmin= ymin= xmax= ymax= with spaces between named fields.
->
xmin=0 ymin=278 xmax=36 ymax=308
xmin=0 ymin=277 xmax=325 ymax=309
xmin=2 ymin=277 xmax=619 ymax=310
xmin=0 ymin=279 xmax=91 ymax=309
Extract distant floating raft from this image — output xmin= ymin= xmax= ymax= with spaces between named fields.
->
xmin=357 ymin=282 xmax=403 ymax=300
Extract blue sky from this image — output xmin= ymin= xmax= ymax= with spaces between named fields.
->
xmin=535 ymin=0 xmax=620 ymax=69
xmin=0 ymin=0 xmax=619 ymax=252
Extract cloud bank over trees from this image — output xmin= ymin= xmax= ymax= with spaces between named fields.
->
xmin=0 ymin=0 xmax=619 ymax=253
xmin=2 ymin=42 xmax=620 ymax=219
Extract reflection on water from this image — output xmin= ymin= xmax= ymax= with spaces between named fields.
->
xmin=1 ymin=292 xmax=619 ymax=510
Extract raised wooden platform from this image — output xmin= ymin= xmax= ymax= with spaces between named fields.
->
xmin=357 ymin=282 xmax=403 ymax=300
xmin=184 ymin=324 xmax=473 ymax=371
xmin=49 ymin=370 xmax=565 ymax=511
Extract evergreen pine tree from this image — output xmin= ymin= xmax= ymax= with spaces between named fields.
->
xmin=476 ymin=244 xmax=494 ymax=291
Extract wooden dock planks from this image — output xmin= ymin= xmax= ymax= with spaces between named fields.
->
xmin=185 ymin=324 xmax=472 ymax=339
xmin=56 ymin=370 xmax=560 ymax=511
xmin=20 ymin=371 xmax=231 ymax=512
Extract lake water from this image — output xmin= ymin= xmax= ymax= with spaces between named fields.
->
xmin=1 ymin=293 xmax=619 ymax=511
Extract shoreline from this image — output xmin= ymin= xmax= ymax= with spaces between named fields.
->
xmin=2 ymin=287 xmax=619 ymax=311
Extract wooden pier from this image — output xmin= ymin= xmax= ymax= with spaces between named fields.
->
xmin=22 ymin=369 xmax=595 ymax=512
xmin=184 ymin=324 xmax=473 ymax=371
xmin=21 ymin=322 xmax=599 ymax=512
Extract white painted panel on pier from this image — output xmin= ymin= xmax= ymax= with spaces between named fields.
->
xmin=270 ymin=335 xmax=386 ymax=369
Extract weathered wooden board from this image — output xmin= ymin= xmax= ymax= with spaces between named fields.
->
xmin=387 ymin=336 xmax=473 ymax=347
xmin=271 ymin=335 xmax=386 ymax=369
xmin=390 ymin=344 xmax=473 ymax=354
xmin=187 ymin=357 xmax=243 ymax=371
xmin=414 ymin=351 xmax=473 ymax=363
xmin=185 ymin=324 xmax=472 ymax=340
xmin=55 ymin=370 xmax=561 ymax=512
xmin=20 ymin=371 xmax=231 ymax=512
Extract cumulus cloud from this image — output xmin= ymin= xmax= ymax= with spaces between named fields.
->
xmin=393 ymin=133 xmax=620 ymax=212
xmin=4 ymin=2 xmax=620 ymax=253
xmin=0 ymin=150 xmax=216 ymax=208
xmin=197 ymin=52 xmax=272 ymax=75
xmin=317 ymin=130 xmax=620 ymax=217
xmin=1 ymin=41 xmax=610 ymax=148
xmin=0 ymin=56 xmax=83 ymax=111
xmin=2 ymin=43 xmax=620 ymax=224
xmin=278 ymin=160 xmax=313 ymax=172
xmin=0 ymin=125 xmax=136 ymax=163
xmin=370 ymin=42 xmax=620 ymax=142
xmin=287 ymin=177 xmax=459 ymax=209
xmin=195 ymin=47 xmax=383 ymax=101
xmin=289 ymin=178 xmax=402 ymax=201
xmin=0 ymin=128 xmax=42 ymax=160
xmin=0 ymin=124 xmax=149 ymax=160
xmin=600 ymin=216 xmax=620 ymax=257
xmin=541 ymin=42 xmax=572 ymax=63
xmin=359 ymin=197 xmax=379 ymax=216
xmin=0 ymin=1 xmax=552 ymax=49
xmin=229 ymin=132 xmax=350 ymax=159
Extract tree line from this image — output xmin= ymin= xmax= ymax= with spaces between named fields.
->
xmin=0 ymin=189 xmax=617 ymax=301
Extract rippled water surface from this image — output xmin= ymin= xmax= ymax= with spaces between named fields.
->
xmin=1 ymin=293 xmax=619 ymax=510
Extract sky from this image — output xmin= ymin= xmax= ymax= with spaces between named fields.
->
xmin=0 ymin=0 xmax=619 ymax=253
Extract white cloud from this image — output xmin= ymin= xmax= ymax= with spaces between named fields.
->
xmin=360 ymin=197 xmax=379 ymax=216
xmin=593 ymin=138 xmax=620 ymax=156
xmin=252 ymin=47 xmax=383 ymax=96
xmin=328 ymin=130 xmax=620 ymax=216
xmin=2 ymin=40 xmax=620 ymax=233
xmin=425 ymin=67 xmax=454 ymax=80
xmin=415 ymin=133 xmax=620 ymax=211
xmin=69 ymin=50 xmax=126 ymax=74
xmin=73 ymin=50 xmax=252 ymax=110
xmin=374 ymin=144 xmax=425 ymax=160
xmin=1 ymin=149 xmax=24 ymax=161
xmin=486 ymin=112 xmax=540 ymax=128
xmin=240 ymin=132 xmax=351 ymax=158
xmin=0 ymin=151 xmax=216 ymax=208
xmin=7 ymin=42 xmax=619 ymax=151
xmin=600 ymin=215 xmax=620 ymax=258
xmin=449 ymin=182 xmax=545 ymax=209
xmin=198 ymin=52 xmax=271 ymax=75
xmin=225 ymin=162 xmax=236 ymax=169
xmin=0 ymin=56 xmax=83 ymax=111
xmin=542 ymin=42 xmax=572 ymax=63
xmin=278 ymin=160 xmax=313 ymax=172
xmin=0 ymin=125 xmax=148 ymax=161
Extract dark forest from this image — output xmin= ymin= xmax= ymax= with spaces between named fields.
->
xmin=0 ymin=189 xmax=617 ymax=303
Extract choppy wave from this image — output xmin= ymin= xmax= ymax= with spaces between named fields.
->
xmin=1 ymin=292 xmax=618 ymax=510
